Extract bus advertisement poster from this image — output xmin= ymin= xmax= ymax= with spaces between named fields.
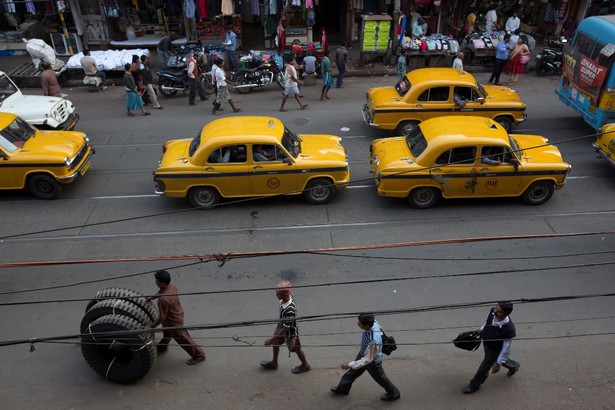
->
xmin=563 ymin=47 xmax=607 ymax=104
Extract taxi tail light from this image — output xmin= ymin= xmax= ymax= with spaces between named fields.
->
xmin=162 ymin=144 xmax=167 ymax=154
xmin=153 ymin=175 xmax=166 ymax=191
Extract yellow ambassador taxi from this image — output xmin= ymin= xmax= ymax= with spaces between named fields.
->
xmin=370 ymin=116 xmax=571 ymax=208
xmin=153 ymin=116 xmax=350 ymax=208
xmin=362 ymin=68 xmax=527 ymax=134
xmin=0 ymin=112 xmax=93 ymax=199
xmin=594 ymin=124 xmax=615 ymax=169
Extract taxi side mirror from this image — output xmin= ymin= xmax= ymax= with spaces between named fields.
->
xmin=283 ymin=157 xmax=291 ymax=165
xmin=509 ymin=157 xmax=520 ymax=170
xmin=477 ymin=97 xmax=485 ymax=104
xmin=0 ymin=151 xmax=7 ymax=160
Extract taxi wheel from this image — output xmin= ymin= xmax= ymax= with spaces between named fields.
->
xmin=304 ymin=178 xmax=335 ymax=205
xmin=408 ymin=187 xmax=440 ymax=209
xmin=396 ymin=121 xmax=419 ymax=136
xmin=522 ymin=181 xmax=555 ymax=205
xmin=188 ymin=187 xmax=220 ymax=209
xmin=496 ymin=117 xmax=514 ymax=132
xmin=27 ymin=174 xmax=62 ymax=200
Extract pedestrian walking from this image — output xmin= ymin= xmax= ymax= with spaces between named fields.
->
xmin=40 ymin=62 xmax=63 ymax=97
xmin=453 ymin=51 xmax=464 ymax=71
xmin=331 ymin=313 xmax=401 ymax=402
xmin=140 ymin=55 xmax=162 ymax=109
xmin=397 ymin=51 xmax=407 ymax=80
xmin=260 ymin=280 xmax=311 ymax=374
xmin=335 ymin=43 xmax=348 ymax=88
xmin=224 ymin=25 xmax=239 ymax=72
xmin=187 ymin=51 xmax=198 ymax=106
xmin=280 ymin=56 xmax=308 ymax=112
xmin=488 ymin=33 xmax=511 ymax=85
xmin=211 ymin=57 xmax=241 ymax=114
xmin=80 ymin=49 xmax=107 ymax=89
xmin=505 ymin=38 xmax=530 ymax=85
xmin=148 ymin=270 xmax=206 ymax=365
xmin=123 ymin=63 xmax=149 ymax=117
xmin=462 ymin=302 xmax=520 ymax=394
xmin=157 ymin=34 xmax=176 ymax=70
xmin=320 ymin=50 xmax=332 ymax=101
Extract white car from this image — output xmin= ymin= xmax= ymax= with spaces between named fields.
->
xmin=0 ymin=70 xmax=79 ymax=130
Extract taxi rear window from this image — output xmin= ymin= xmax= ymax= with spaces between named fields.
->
xmin=395 ymin=77 xmax=411 ymax=97
xmin=405 ymin=126 xmax=427 ymax=157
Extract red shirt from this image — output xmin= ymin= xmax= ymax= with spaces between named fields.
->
xmin=156 ymin=283 xmax=185 ymax=327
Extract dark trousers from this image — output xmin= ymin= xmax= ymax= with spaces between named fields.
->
xmin=158 ymin=328 xmax=205 ymax=359
xmin=489 ymin=58 xmax=508 ymax=84
xmin=94 ymin=71 xmax=106 ymax=86
xmin=336 ymin=63 xmax=346 ymax=88
xmin=469 ymin=344 xmax=520 ymax=388
xmin=188 ymin=77 xmax=197 ymax=104
xmin=335 ymin=362 xmax=399 ymax=396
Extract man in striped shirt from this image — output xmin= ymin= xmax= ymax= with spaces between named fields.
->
xmin=331 ymin=313 xmax=401 ymax=401
xmin=260 ymin=280 xmax=311 ymax=374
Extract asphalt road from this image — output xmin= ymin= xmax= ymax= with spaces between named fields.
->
xmin=1 ymin=74 xmax=614 ymax=409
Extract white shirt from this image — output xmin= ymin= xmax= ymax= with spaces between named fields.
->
xmin=452 ymin=57 xmax=463 ymax=70
xmin=485 ymin=9 xmax=498 ymax=32
xmin=214 ymin=65 xmax=227 ymax=87
xmin=284 ymin=64 xmax=298 ymax=88
xmin=506 ymin=16 xmax=520 ymax=33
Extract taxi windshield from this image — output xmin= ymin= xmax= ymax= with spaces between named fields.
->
xmin=0 ymin=117 xmax=35 ymax=150
xmin=395 ymin=77 xmax=411 ymax=97
xmin=188 ymin=134 xmax=201 ymax=157
xmin=509 ymin=135 xmax=521 ymax=158
xmin=405 ymin=125 xmax=428 ymax=157
xmin=0 ymin=74 xmax=18 ymax=104
xmin=477 ymin=82 xmax=487 ymax=97
xmin=281 ymin=127 xmax=301 ymax=158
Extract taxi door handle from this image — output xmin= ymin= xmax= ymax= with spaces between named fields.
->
xmin=205 ymin=167 xmax=214 ymax=171
xmin=432 ymin=167 xmax=441 ymax=171
xmin=415 ymin=104 xmax=422 ymax=108
xmin=253 ymin=166 xmax=263 ymax=169
xmin=480 ymin=167 xmax=490 ymax=171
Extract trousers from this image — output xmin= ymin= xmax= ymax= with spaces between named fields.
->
xmin=188 ymin=77 xmax=197 ymax=104
xmin=158 ymin=328 xmax=205 ymax=359
xmin=335 ymin=362 xmax=399 ymax=396
xmin=469 ymin=344 xmax=520 ymax=388
xmin=489 ymin=58 xmax=508 ymax=84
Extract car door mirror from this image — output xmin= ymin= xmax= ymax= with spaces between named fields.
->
xmin=283 ymin=157 xmax=291 ymax=165
xmin=0 ymin=151 xmax=7 ymax=160
xmin=509 ymin=157 xmax=519 ymax=170
xmin=477 ymin=97 xmax=485 ymax=104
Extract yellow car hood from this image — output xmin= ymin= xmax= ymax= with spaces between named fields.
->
xmin=159 ymin=138 xmax=192 ymax=168
xmin=297 ymin=134 xmax=347 ymax=163
xmin=483 ymin=85 xmax=524 ymax=103
xmin=512 ymin=134 xmax=566 ymax=163
xmin=372 ymin=137 xmax=414 ymax=170
xmin=368 ymin=86 xmax=402 ymax=107
xmin=21 ymin=131 xmax=85 ymax=158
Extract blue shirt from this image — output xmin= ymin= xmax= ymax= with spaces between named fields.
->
xmin=358 ymin=320 xmax=384 ymax=364
xmin=496 ymin=40 xmax=510 ymax=60
xmin=225 ymin=31 xmax=237 ymax=51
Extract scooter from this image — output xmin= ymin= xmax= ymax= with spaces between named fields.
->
xmin=156 ymin=69 xmax=209 ymax=100
xmin=233 ymin=59 xmax=285 ymax=94
xmin=535 ymin=47 xmax=564 ymax=76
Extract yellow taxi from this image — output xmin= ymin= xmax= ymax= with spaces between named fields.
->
xmin=153 ymin=116 xmax=350 ymax=208
xmin=370 ymin=116 xmax=571 ymax=208
xmin=362 ymin=68 xmax=527 ymax=134
xmin=594 ymin=124 xmax=615 ymax=168
xmin=0 ymin=112 xmax=93 ymax=199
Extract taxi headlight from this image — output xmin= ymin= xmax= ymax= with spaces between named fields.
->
xmin=373 ymin=154 xmax=380 ymax=166
xmin=64 ymin=157 xmax=71 ymax=167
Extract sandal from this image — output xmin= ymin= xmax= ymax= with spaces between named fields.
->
xmin=292 ymin=364 xmax=311 ymax=374
xmin=260 ymin=360 xmax=278 ymax=370
xmin=301 ymin=104 xmax=309 ymax=110
xmin=143 ymin=112 xmax=151 ymax=116
xmin=186 ymin=356 xmax=206 ymax=365
xmin=127 ymin=112 xmax=135 ymax=117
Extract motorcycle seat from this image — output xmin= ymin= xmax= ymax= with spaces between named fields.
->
xmin=156 ymin=71 xmax=186 ymax=80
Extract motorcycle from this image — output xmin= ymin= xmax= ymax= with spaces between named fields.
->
xmin=535 ymin=47 xmax=564 ymax=76
xmin=156 ymin=69 xmax=210 ymax=100
xmin=233 ymin=58 xmax=285 ymax=94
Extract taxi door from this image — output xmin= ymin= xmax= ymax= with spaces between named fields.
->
xmin=0 ymin=148 xmax=18 ymax=189
xmin=474 ymin=146 xmax=522 ymax=197
xmin=414 ymin=86 xmax=452 ymax=121
xmin=202 ymin=144 xmax=250 ymax=197
xmin=451 ymin=86 xmax=485 ymax=118
xmin=430 ymin=146 xmax=480 ymax=197
xmin=249 ymin=144 xmax=298 ymax=196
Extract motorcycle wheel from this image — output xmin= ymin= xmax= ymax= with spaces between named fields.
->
xmin=275 ymin=72 xmax=284 ymax=89
xmin=158 ymin=78 xmax=178 ymax=97
xmin=204 ymin=75 xmax=215 ymax=95
xmin=197 ymin=78 xmax=207 ymax=100
xmin=536 ymin=62 xmax=550 ymax=76
xmin=234 ymin=73 xmax=252 ymax=94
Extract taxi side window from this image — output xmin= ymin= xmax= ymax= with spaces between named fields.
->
xmin=454 ymin=86 xmax=475 ymax=101
xmin=253 ymin=144 xmax=288 ymax=162
xmin=207 ymin=144 xmax=246 ymax=164
xmin=435 ymin=146 xmax=477 ymax=165
xmin=417 ymin=86 xmax=450 ymax=102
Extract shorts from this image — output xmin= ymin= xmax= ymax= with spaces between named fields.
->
xmin=215 ymin=85 xmax=231 ymax=103
xmin=270 ymin=325 xmax=301 ymax=352
xmin=284 ymin=86 xmax=301 ymax=96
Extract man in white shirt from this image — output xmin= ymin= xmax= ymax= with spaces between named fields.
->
xmin=212 ymin=57 xmax=241 ymax=114
xmin=485 ymin=7 xmax=498 ymax=33
xmin=279 ymin=55 xmax=308 ymax=111
xmin=452 ymin=52 xmax=464 ymax=70
xmin=80 ymin=49 xmax=107 ymax=89
xmin=505 ymin=11 xmax=521 ymax=33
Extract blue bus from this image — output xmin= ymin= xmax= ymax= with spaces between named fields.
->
xmin=556 ymin=15 xmax=615 ymax=130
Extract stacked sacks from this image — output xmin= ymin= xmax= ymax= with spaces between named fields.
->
xmin=80 ymin=288 xmax=159 ymax=384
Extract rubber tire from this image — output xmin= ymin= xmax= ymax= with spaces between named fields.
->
xmin=536 ymin=62 xmax=550 ymax=76
xmin=396 ymin=120 xmax=419 ymax=136
xmin=275 ymin=72 xmax=284 ymax=89
xmin=303 ymin=178 xmax=336 ymax=205
xmin=204 ymin=75 xmax=215 ymax=95
xmin=197 ymin=78 xmax=207 ymax=100
xmin=495 ymin=117 xmax=514 ymax=132
xmin=27 ymin=174 xmax=62 ymax=200
xmin=81 ymin=314 xmax=157 ymax=384
xmin=408 ymin=187 xmax=441 ymax=209
xmin=188 ymin=186 xmax=221 ymax=209
xmin=81 ymin=299 xmax=153 ymax=334
xmin=234 ymin=74 xmax=252 ymax=94
xmin=522 ymin=181 xmax=555 ymax=205
xmin=85 ymin=288 xmax=158 ymax=323
xmin=158 ymin=78 xmax=178 ymax=97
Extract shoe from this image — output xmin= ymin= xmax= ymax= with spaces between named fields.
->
xmin=233 ymin=108 xmax=241 ymax=112
xmin=260 ymin=360 xmax=278 ymax=370
xmin=330 ymin=386 xmax=348 ymax=396
xmin=494 ymin=82 xmax=502 ymax=86
xmin=217 ymin=107 xmax=224 ymax=111
xmin=381 ymin=392 xmax=401 ymax=401
xmin=186 ymin=356 xmax=206 ymax=365
xmin=127 ymin=112 xmax=135 ymax=117
xmin=101 ymin=86 xmax=108 ymax=90
xmin=291 ymin=364 xmax=311 ymax=374
xmin=142 ymin=112 xmax=151 ymax=116
xmin=155 ymin=106 xmax=163 ymax=109
xmin=301 ymin=104 xmax=309 ymax=110
xmin=189 ymin=102 xmax=196 ymax=105
xmin=462 ymin=384 xmax=479 ymax=394
xmin=156 ymin=344 xmax=168 ymax=353
xmin=279 ymin=108 xmax=287 ymax=112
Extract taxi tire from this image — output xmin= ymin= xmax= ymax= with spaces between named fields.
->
xmin=304 ymin=178 xmax=335 ymax=205
xmin=81 ymin=314 xmax=157 ymax=384
xmin=408 ymin=187 xmax=441 ymax=209
xmin=522 ymin=181 xmax=555 ymax=205
xmin=495 ymin=117 xmax=514 ymax=132
xmin=396 ymin=121 xmax=419 ymax=136
xmin=85 ymin=287 xmax=159 ymax=323
xmin=189 ymin=186 xmax=221 ymax=209
xmin=27 ymin=174 xmax=62 ymax=200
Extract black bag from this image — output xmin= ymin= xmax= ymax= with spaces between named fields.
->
xmin=453 ymin=330 xmax=482 ymax=351
xmin=381 ymin=330 xmax=397 ymax=355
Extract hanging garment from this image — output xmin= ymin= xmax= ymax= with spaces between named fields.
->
xmin=306 ymin=0 xmax=313 ymax=8
xmin=221 ymin=0 xmax=233 ymax=15
xmin=251 ymin=0 xmax=260 ymax=15
xmin=25 ymin=0 xmax=36 ymax=14
xmin=4 ymin=0 xmax=16 ymax=13
xmin=269 ymin=0 xmax=277 ymax=15
xmin=184 ymin=0 xmax=196 ymax=18
xmin=306 ymin=8 xmax=315 ymax=26
xmin=292 ymin=0 xmax=300 ymax=6
xmin=198 ymin=0 xmax=207 ymax=18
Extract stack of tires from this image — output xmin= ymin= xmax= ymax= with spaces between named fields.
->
xmin=80 ymin=287 xmax=159 ymax=384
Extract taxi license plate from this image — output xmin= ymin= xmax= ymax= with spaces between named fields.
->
xmin=81 ymin=161 xmax=91 ymax=176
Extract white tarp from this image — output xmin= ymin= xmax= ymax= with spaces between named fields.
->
xmin=65 ymin=49 xmax=151 ymax=71
xmin=24 ymin=38 xmax=65 ymax=71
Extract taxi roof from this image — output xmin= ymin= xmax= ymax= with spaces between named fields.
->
xmin=419 ymin=116 xmax=510 ymax=148
xmin=0 ymin=112 xmax=18 ymax=129
xmin=407 ymin=68 xmax=477 ymax=86
xmin=200 ymin=116 xmax=285 ymax=145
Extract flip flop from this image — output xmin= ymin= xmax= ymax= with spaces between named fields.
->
xmin=301 ymin=104 xmax=309 ymax=110
xmin=186 ymin=356 xmax=206 ymax=365
xmin=143 ymin=112 xmax=151 ymax=116
xmin=260 ymin=360 xmax=278 ymax=370
xmin=292 ymin=364 xmax=311 ymax=374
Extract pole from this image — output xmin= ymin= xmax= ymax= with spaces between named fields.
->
xmin=59 ymin=12 xmax=73 ymax=56
xmin=392 ymin=0 xmax=401 ymax=55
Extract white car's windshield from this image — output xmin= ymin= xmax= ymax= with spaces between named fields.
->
xmin=0 ymin=74 xmax=18 ymax=104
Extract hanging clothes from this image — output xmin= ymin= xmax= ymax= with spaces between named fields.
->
xmin=25 ymin=0 xmax=36 ymax=15
xmin=292 ymin=0 xmax=301 ymax=6
xmin=221 ymin=0 xmax=233 ymax=15
xmin=251 ymin=0 xmax=260 ymax=16
xmin=198 ymin=0 xmax=207 ymax=18
xmin=184 ymin=0 xmax=196 ymax=18
xmin=4 ymin=0 xmax=16 ymax=13
xmin=269 ymin=0 xmax=277 ymax=15
xmin=306 ymin=0 xmax=313 ymax=8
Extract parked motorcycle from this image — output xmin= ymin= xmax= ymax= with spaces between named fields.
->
xmin=233 ymin=59 xmax=285 ymax=94
xmin=156 ymin=69 xmax=209 ymax=100
xmin=535 ymin=47 xmax=564 ymax=76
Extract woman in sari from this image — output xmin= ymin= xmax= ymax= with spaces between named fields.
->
xmin=320 ymin=50 xmax=332 ymax=101
xmin=123 ymin=63 xmax=150 ymax=117
xmin=505 ymin=38 xmax=530 ymax=85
